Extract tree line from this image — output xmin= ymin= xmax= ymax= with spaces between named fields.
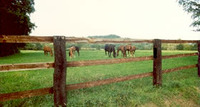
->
xmin=21 ymin=42 xmax=197 ymax=51
xmin=21 ymin=35 xmax=197 ymax=51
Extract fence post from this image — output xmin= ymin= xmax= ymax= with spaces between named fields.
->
xmin=198 ymin=41 xmax=200 ymax=77
xmin=53 ymin=36 xmax=67 ymax=107
xmin=153 ymin=39 xmax=162 ymax=86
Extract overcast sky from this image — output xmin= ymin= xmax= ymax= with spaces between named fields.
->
xmin=30 ymin=0 xmax=200 ymax=40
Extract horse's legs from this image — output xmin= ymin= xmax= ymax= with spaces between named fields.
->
xmin=45 ymin=51 xmax=48 ymax=55
xmin=108 ymin=52 xmax=111 ymax=57
xmin=130 ymin=51 xmax=133 ymax=57
xmin=127 ymin=50 xmax=130 ymax=56
xmin=50 ymin=51 xmax=53 ymax=57
xmin=123 ymin=50 xmax=127 ymax=57
xmin=77 ymin=50 xmax=80 ymax=56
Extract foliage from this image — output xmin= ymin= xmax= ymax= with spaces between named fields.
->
xmin=0 ymin=50 xmax=199 ymax=106
xmin=176 ymin=44 xmax=184 ymax=50
xmin=23 ymin=43 xmax=43 ymax=50
xmin=0 ymin=0 xmax=35 ymax=57
xmin=178 ymin=0 xmax=200 ymax=31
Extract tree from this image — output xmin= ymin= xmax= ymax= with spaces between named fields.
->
xmin=0 ymin=0 xmax=35 ymax=57
xmin=88 ymin=34 xmax=121 ymax=39
xmin=178 ymin=0 xmax=200 ymax=31
xmin=176 ymin=44 xmax=184 ymax=50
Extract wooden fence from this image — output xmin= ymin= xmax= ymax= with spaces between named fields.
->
xmin=0 ymin=35 xmax=199 ymax=106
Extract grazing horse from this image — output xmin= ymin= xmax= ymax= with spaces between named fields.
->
xmin=69 ymin=46 xmax=76 ymax=58
xmin=125 ymin=44 xmax=132 ymax=56
xmin=74 ymin=46 xmax=80 ymax=56
xmin=117 ymin=45 xmax=127 ymax=57
xmin=130 ymin=46 xmax=136 ymax=57
xmin=125 ymin=45 xmax=136 ymax=57
xmin=69 ymin=46 xmax=80 ymax=58
xmin=104 ymin=44 xmax=116 ymax=58
xmin=43 ymin=46 xmax=53 ymax=57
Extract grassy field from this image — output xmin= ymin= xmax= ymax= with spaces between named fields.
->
xmin=0 ymin=50 xmax=199 ymax=107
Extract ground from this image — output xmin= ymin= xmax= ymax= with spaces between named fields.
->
xmin=0 ymin=50 xmax=199 ymax=106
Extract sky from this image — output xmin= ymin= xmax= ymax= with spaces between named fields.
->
xmin=30 ymin=0 xmax=200 ymax=40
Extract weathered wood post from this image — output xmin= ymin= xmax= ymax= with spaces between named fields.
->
xmin=153 ymin=39 xmax=162 ymax=86
xmin=198 ymin=41 xmax=200 ymax=77
xmin=53 ymin=36 xmax=67 ymax=107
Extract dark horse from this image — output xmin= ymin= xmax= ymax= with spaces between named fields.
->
xmin=117 ymin=45 xmax=127 ymax=57
xmin=104 ymin=44 xmax=116 ymax=58
xmin=74 ymin=46 xmax=80 ymax=56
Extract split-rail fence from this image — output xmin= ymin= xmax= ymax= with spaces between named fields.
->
xmin=0 ymin=35 xmax=199 ymax=107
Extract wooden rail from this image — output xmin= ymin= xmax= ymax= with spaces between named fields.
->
xmin=67 ymin=56 xmax=153 ymax=67
xmin=0 ymin=35 xmax=53 ymax=43
xmin=0 ymin=62 xmax=54 ymax=72
xmin=161 ymin=40 xmax=198 ymax=43
xmin=0 ymin=35 xmax=198 ymax=43
xmin=0 ymin=64 xmax=197 ymax=102
xmin=0 ymin=53 xmax=197 ymax=72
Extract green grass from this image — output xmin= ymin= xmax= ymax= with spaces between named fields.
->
xmin=0 ymin=50 xmax=199 ymax=107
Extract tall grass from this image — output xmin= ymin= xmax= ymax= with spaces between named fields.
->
xmin=0 ymin=50 xmax=199 ymax=107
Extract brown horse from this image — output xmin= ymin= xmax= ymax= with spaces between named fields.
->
xmin=125 ymin=44 xmax=132 ymax=55
xmin=117 ymin=45 xmax=127 ymax=57
xmin=43 ymin=46 xmax=53 ymax=57
xmin=125 ymin=44 xmax=136 ymax=57
xmin=69 ymin=46 xmax=76 ymax=58
xmin=130 ymin=46 xmax=136 ymax=57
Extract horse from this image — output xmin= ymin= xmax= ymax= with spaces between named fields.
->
xmin=125 ymin=45 xmax=136 ymax=57
xmin=43 ymin=46 xmax=53 ymax=57
xmin=69 ymin=46 xmax=76 ymax=58
xmin=125 ymin=44 xmax=132 ymax=56
xmin=104 ymin=44 xmax=116 ymax=58
xmin=117 ymin=45 xmax=127 ymax=57
xmin=69 ymin=46 xmax=80 ymax=58
xmin=74 ymin=46 xmax=80 ymax=56
xmin=130 ymin=46 xmax=136 ymax=57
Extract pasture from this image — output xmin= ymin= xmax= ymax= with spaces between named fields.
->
xmin=0 ymin=50 xmax=199 ymax=107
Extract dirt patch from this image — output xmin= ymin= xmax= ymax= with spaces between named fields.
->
xmin=194 ymin=86 xmax=200 ymax=93
xmin=164 ymin=97 xmax=198 ymax=107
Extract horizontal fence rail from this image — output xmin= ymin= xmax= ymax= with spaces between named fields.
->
xmin=161 ymin=39 xmax=198 ymax=43
xmin=0 ymin=35 xmax=199 ymax=43
xmin=0 ymin=64 xmax=197 ymax=102
xmin=0 ymin=53 xmax=197 ymax=72
xmin=0 ymin=35 xmax=53 ymax=43
xmin=67 ymin=56 xmax=153 ymax=67
xmin=0 ymin=62 xmax=54 ymax=72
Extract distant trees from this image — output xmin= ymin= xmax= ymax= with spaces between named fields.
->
xmin=23 ymin=43 xmax=44 ymax=50
xmin=88 ymin=34 xmax=121 ymax=39
xmin=178 ymin=0 xmax=200 ymax=31
xmin=0 ymin=0 xmax=35 ymax=57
